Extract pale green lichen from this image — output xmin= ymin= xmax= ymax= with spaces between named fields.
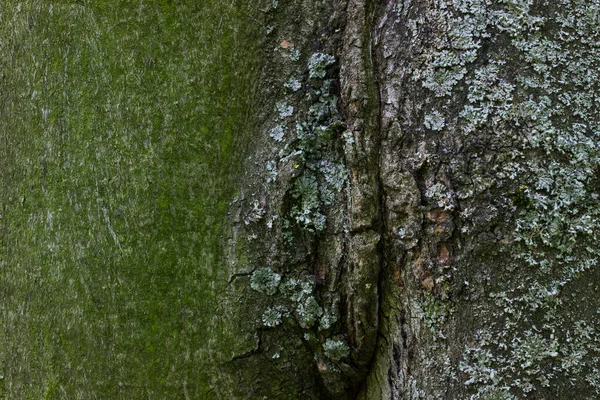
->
xmin=245 ymin=200 xmax=266 ymax=225
xmin=269 ymin=125 xmax=285 ymax=142
xmin=424 ymin=182 xmax=454 ymax=210
xmin=276 ymin=101 xmax=294 ymax=119
xmin=262 ymin=306 xmax=284 ymax=327
xmin=249 ymin=40 xmax=345 ymax=378
xmin=412 ymin=2 xmax=486 ymax=97
xmin=322 ymin=338 xmax=350 ymax=362
xmin=296 ymin=295 xmax=323 ymax=328
xmin=409 ymin=0 xmax=600 ymax=396
xmin=266 ymin=160 xmax=278 ymax=183
xmin=318 ymin=160 xmax=347 ymax=192
xmin=342 ymin=129 xmax=354 ymax=146
xmin=308 ymin=80 xmax=338 ymax=117
xmin=308 ymin=53 xmax=336 ymax=79
xmin=424 ymin=110 xmax=446 ymax=131
xmin=290 ymin=172 xmax=327 ymax=232
xmin=415 ymin=294 xmax=453 ymax=340
xmin=289 ymin=48 xmax=301 ymax=62
xmin=319 ymin=308 xmax=338 ymax=331
xmin=274 ymin=51 xmax=346 ymax=240
xmin=250 ymin=267 xmax=281 ymax=295
xmin=284 ymin=78 xmax=302 ymax=92
xmin=281 ymin=277 xmax=314 ymax=302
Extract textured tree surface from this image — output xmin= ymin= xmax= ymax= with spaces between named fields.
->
xmin=2 ymin=0 xmax=600 ymax=399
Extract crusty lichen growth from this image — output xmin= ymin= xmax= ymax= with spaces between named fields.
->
xmin=404 ymin=0 xmax=600 ymax=397
xmin=251 ymin=267 xmax=282 ymax=295
xmin=228 ymin=0 xmax=370 ymax=393
xmin=323 ymin=338 xmax=351 ymax=361
xmin=249 ymin=48 xmax=351 ymax=356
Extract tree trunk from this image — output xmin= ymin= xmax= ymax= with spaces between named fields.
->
xmin=2 ymin=1 xmax=600 ymax=399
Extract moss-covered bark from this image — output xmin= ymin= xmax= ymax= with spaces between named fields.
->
xmin=0 ymin=1 xmax=261 ymax=397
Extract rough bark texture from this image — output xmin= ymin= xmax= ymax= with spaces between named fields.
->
xmin=225 ymin=0 xmax=600 ymax=399
xmin=360 ymin=1 xmax=600 ymax=398
xmin=3 ymin=0 xmax=600 ymax=399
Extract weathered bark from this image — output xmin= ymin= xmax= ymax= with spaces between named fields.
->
xmin=3 ymin=0 xmax=600 ymax=399
xmin=360 ymin=1 xmax=600 ymax=398
xmin=224 ymin=0 xmax=600 ymax=399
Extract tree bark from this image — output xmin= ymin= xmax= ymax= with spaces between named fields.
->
xmin=2 ymin=1 xmax=600 ymax=399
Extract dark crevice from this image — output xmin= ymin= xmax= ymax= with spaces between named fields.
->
xmin=227 ymin=271 xmax=252 ymax=284
xmin=400 ymin=309 xmax=408 ymax=349
xmin=320 ymin=0 xmax=390 ymax=396
xmin=228 ymin=330 xmax=263 ymax=363
xmin=356 ymin=0 xmax=387 ymax=396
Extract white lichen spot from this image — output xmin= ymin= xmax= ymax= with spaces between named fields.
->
xmin=296 ymin=296 xmax=323 ymax=328
xmin=319 ymin=311 xmax=338 ymax=331
xmin=289 ymin=48 xmax=301 ymax=62
xmin=342 ymin=129 xmax=355 ymax=146
xmin=276 ymin=101 xmax=294 ymax=119
xmin=245 ymin=200 xmax=265 ymax=224
xmin=250 ymin=267 xmax=281 ymax=295
xmin=424 ymin=110 xmax=446 ymax=131
xmin=262 ymin=307 xmax=283 ymax=327
xmin=308 ymin=53 xmax=336 ymax=79
xmin=269 ymin=125 xmax=285 ymax=142
xmin=266 ymin=160 xmax=278 ymax=183
xmin=425 ymin=183 xmax=454 ymax=210
xmin=322 ymin=338 xmax=350 ymax=361
xmin=290 ymin=173 xmax=327 ymax=232
xmin=318 ymin=161 xmax=347 ymax=192
xmin=284 ymin=78 xmax=302 ymax=92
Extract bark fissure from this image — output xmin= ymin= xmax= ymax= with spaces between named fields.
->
xmin=366 ymin=0 xmax=391 ymax=395
xmin=223 ymin=1 xmax=600 ymax=398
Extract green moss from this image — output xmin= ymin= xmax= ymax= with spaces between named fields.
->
xmin=0 ymin=1 xmax=261 ymax=397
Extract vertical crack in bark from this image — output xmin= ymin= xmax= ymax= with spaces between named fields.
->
xmin=365 ymin=0 xmax=388 ymax=394
xmin=336 ymin=0 xmax=385 ymax=397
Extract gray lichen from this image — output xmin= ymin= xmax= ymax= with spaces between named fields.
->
xmin=269 ymin=125 xmax=285 ymax=142
xmin=262 ymin=306 xmax=285 ymax=327
xmin=296 ymin=295 xmax=323 ymax=328
xmin=382 ymin=0 xmax=600 ymax=397
xmin=308 ymin=53 xmax=336 ymax=79
xmin=276 ymin=101 xmax=294 ymax=119
xmin=423 ymin=110 xmax=446 ymax=131
xmin=290 ymin=172 xmax=327 ymax=232
xmin=323 ymin=338 xmax=350 ymax=362
xmin=284 ymin=78 xmax=302 ymax=92
xmin=250 ymin=267 xmax=281 ymax=295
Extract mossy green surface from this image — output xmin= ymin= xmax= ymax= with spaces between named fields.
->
xmin=0 ymin=1 xmax=260 ymax=397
